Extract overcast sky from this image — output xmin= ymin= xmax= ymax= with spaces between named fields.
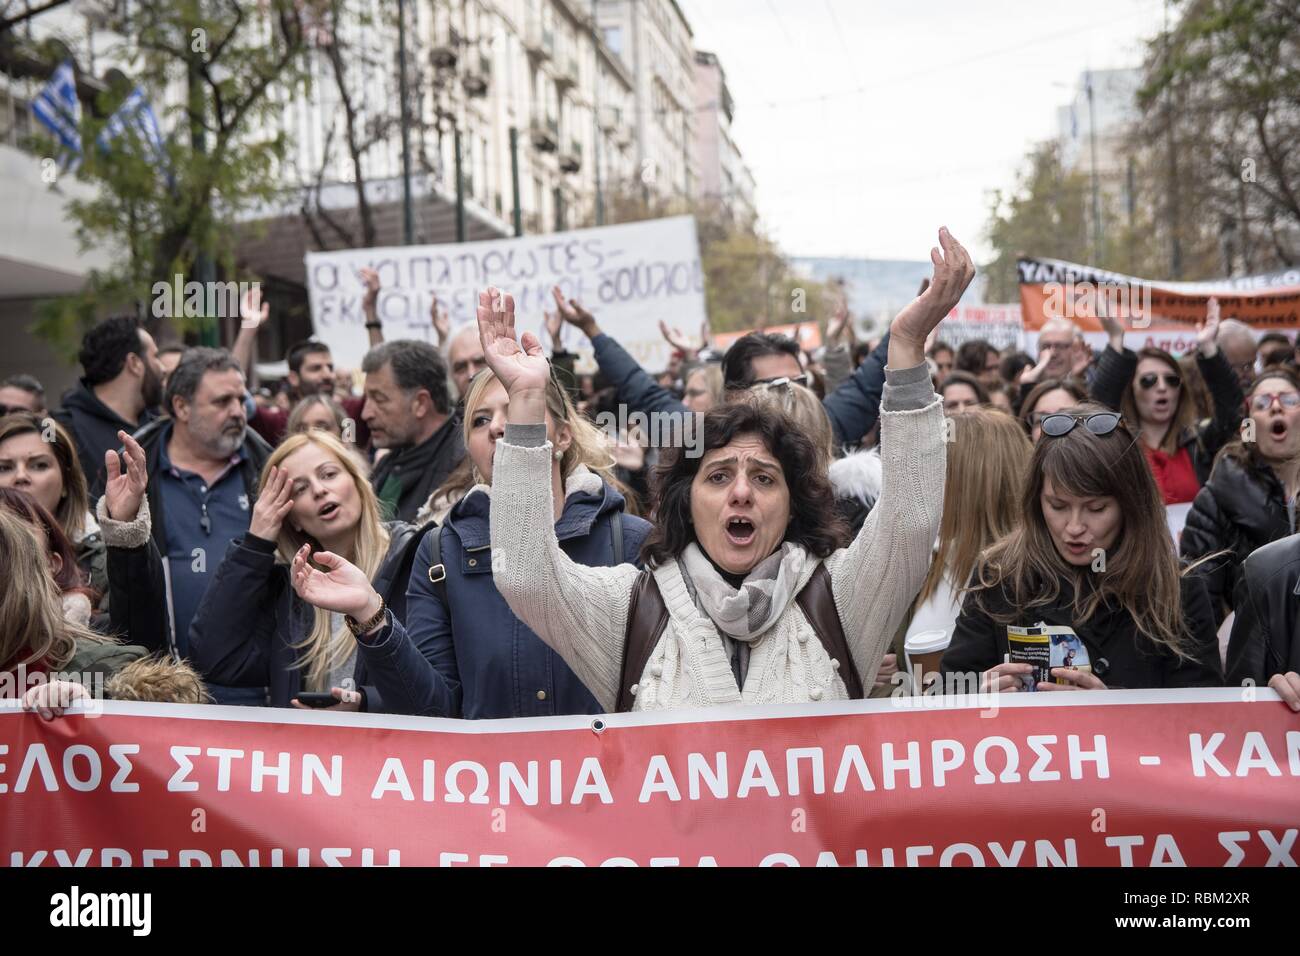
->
xmin=678 ymin=0 xmax=1170 ymax=264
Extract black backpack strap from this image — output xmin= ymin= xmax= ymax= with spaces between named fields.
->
xmin=795 ymin=563 xmax=864 ymax=699
xmin=426 ymin=524 xmax=448 ymax=605
xmin=616 ymin=569 xmax=668 ymax=712
xmin=610 ymin=511 xmax=624 ymax=565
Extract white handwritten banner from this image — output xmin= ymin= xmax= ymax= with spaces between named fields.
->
xmin=305 ymin=215 xmax=707 ymax=374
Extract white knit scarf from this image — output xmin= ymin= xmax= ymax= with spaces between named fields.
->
xmin=678 ymin=541 xmax=808 ymax=642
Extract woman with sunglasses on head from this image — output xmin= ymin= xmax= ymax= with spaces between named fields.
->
xmin=1018 ymin=378 xmax=1088 ymax=443
xmin=1090 ymin=298 xmax=1243 ymax=505
xmin=942 ymin=405 xmax=1222 ymax=692
xmin=1180 ymin=367 xmax=1300 ymax=623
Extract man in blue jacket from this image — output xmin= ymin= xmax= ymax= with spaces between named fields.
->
xmin=550 ymin=291 xmax=890 ymax=449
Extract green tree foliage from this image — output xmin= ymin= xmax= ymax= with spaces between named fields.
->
xmin=29 ymin=0 xmax=315 ymax=356
xmin=1135 ymin=0 xmax=1299 ymax=274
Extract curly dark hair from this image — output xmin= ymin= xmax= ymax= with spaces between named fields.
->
xmin=641 ymin=400 xmax=846 ymax=567
xmin=79 ymin=316 xmax=144 ymax=387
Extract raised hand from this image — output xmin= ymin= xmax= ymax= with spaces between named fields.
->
xmin=249 ymin=465 xmax=295 ymax=542
xmin=544 ymin=309 xmax=564 ymax=349
xmin=1197 ymin=296 xmax=1221 ymax=358
xmin=239 ymin=285 xmax=269 ymax=330
xmin=290 ymin=544 xmax=381 ymax=620
xmin=103 ymin=430 xmax=148 ymax=522
xmin=1070 ymin=339 xmax=1093 ymax=377
xmin=1019 ymin=349 xmax=1053 ymax=386
xmin=1093 ymin=289 xmax=1126 ymax=352
xmin=659 ymin=320 xmax=700 ymax=358
xmin=551 ymin=285 xmax=600 ymax=339
xmin=825 ymin=296 xmax=854 ymax=346
xmin=431 ymin=296 xmax=450 ymax=345
xmin=888 ymin=228 xmax=976 ymax=368
xmin=358 ymin=267 xmax=381 ymax=309
xmin=477 ymin=287 xmax=551 ymax=397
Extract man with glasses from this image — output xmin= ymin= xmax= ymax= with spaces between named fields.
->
xmin=1216 ymin=318 xmax=1259 ymax=390
xmin=0 ymin=374 xmax=45 ymax=416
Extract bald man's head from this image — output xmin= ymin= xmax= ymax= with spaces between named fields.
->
xmin=1217 ymin=318 xmax=1258 ymax=389
xmin=447 ymin=324 xmax=487 ymax=397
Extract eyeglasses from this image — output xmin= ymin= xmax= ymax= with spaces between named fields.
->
xmin=453 ymin=357 xmax=489 ymax=377
xmin=753 ymin=374 xmax=810 ymax=390
xmin=1250 ymin=392 xmax=1300 ymax=412
xmin=1040 ymin=412 xmax=1123 ymax=438
xmin=1137 ymin=373 xmax=1181 ymax=390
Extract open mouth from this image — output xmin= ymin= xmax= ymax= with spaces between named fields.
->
xmin=1065 ymin=540 xmax=1090 ymax=554
xmin=318 ymin=502 xmax=341 ymax=519
xmin=725 ymin=516 xmax=756 ymax=546
xmin=1271 ymin=420 xmax=1288 ymax=440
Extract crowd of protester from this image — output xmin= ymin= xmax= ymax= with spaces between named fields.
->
xmin=6 ymin=227 xmax=1300 ymax=719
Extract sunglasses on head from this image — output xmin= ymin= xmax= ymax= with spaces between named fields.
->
xmin=1250 ymin=392 xmax=1300 ymax=412
xmin=1137 ymin=373 xmax=1181 ymax=390
xmin=753 ymin=374 xmax=810 ymax=390
xmin=1040 ymin=412 xmax=1123 ymax=438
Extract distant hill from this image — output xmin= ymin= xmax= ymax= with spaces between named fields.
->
xmin=792 ymin=257 xmax=988 ymax=333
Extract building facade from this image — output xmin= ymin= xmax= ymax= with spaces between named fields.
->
xmin=693 ymin=49 xmax=756 ymax=224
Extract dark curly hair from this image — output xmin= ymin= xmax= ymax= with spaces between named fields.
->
xmin=641 ymin=400 xmax=846 ymax=567
xmin=79 ymin=316 xmax=145 ymax=387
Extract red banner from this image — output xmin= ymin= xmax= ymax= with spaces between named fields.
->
xmin=2 ymin=690 xmax=1296 ymax=867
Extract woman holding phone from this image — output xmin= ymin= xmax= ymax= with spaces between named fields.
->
xmin=942 ymin=404 xmax=1222 ymax=692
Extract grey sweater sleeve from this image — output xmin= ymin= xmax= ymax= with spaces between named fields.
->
xmin=882 ymin=362 xmax=936 ymax=411
xmin=504 ymin=423 xmax=548 ymax=447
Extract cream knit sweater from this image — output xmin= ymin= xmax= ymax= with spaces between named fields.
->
xmin=489 ymin=379 xmax=947 ymax=712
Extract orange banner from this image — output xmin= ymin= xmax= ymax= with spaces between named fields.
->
xmin=1018 ymin=257 xmax=1300 ymax=339
xmin=2 ymin=690 xmax=1296 ymax=867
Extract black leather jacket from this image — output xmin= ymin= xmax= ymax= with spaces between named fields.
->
xmin=1180 ymin=448 xmax=1293 ymax=620
xmin=1226 ymin=534 xmax=1300 ymax=688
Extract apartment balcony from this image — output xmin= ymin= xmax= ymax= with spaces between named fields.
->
xmin=558 ymin=140 xmax=582 ymax=174
xmin=430 ymin=27 xmax=461 ymax=70
xmin=462 ymin=53 xmax=490 ymax=97
xmin=524 ymin=18 xmax=555 ymax=61
xmin=530 ymin=117 xmax=559 ymax=152
xmin=553 ymin=54 xmax=579 ymax=90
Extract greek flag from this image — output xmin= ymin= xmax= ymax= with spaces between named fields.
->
xmin=31 ymin=61 xmax=82 ymax=163
xmin=96 ymin=87 xmax=167 ymax=168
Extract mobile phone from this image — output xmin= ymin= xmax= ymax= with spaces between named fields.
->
xmin=293 ymin=692 xmax=338 ymax=708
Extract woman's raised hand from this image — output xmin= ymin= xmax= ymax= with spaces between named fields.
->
xmin=476 ymin=287 xmax=551 ymax=397
xmin=290 ymin=544 xmax=382 ymax=620
xmin=249 ymin=465 xmax=295 ymax=542
xmin=888 ymin=228 xmax=976 ymax=367
xmin=1197 ymin=296 xmax=1221 ymax=358
xmin=103 ymin=431 xmax=148 ymax=522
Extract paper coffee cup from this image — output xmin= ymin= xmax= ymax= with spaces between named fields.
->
xmin=904 ymin=629 xmax=951 ymax=692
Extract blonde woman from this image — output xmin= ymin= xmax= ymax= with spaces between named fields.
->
xmin=288 ymin=368 xmax=650 ymax=719
xmin=905 ymin=408 xmax=1031 ymax=646
xmin=179 ymin=431 xmax=427 ymax=711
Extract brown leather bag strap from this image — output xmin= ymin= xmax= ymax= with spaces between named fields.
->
xmin=795 ymin=563 xmax=864 ymax=699
xmin=617 ymin=569 xmax=669 ymax=712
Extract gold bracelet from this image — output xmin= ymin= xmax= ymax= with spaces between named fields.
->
xmin=345 ymin=597 xmax=386 ymax=637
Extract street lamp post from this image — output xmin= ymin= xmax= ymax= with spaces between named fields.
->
xmin=397 ymin=0 xmax=415 ymax=245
